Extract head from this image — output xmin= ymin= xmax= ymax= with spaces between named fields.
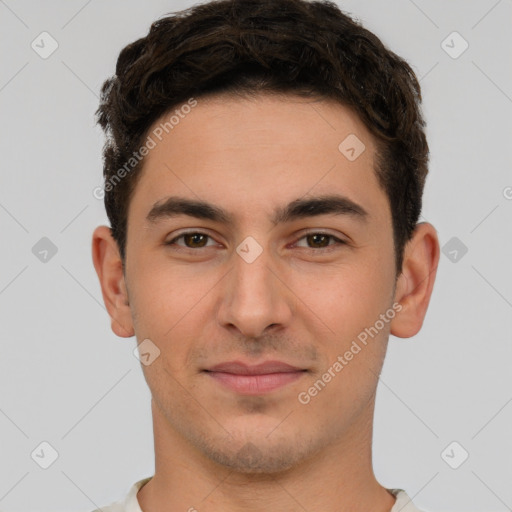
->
xmin=96 ymin=0 xmax=429 ymax=275
xmin=93 ymin=0 xmax=439 ymax=474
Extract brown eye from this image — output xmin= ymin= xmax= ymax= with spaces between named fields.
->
xmin=294 ymin=232 xmax=346 ymax=251
xmin=306 ymin=234 xmax=331 ymax=248
xmin=183 ymin=233 xmax=209 ymax=248
xmin=166 ymin=232 xmax=215 ymax=249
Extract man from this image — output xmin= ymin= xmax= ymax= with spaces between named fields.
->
xmin=91 ymin=0 xmax=439 ymax=510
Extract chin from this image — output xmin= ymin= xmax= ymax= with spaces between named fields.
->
xmin=204 ymin=440 xmax=305 ymax=474
xmin=192 ymin=421 xmax=321 ymax=475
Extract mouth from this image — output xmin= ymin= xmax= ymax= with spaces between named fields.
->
xmin=203 ymin=360 xmax=307 ymax=395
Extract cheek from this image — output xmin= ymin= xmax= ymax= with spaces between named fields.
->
xmin=292 ymin=259 xmax=393 ymax=344
xmin=295 ymin=263 xmax=393 ymax=417
xmin=127 ymin=254 xmax=215 ymax=340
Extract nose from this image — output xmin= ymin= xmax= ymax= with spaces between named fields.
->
xmin=217 ymin=245 xmax=293 ymax=339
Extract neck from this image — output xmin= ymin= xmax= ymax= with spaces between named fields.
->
xmin=137 ymin=399 xmax=396 ymax=512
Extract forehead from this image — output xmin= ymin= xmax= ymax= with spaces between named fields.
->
xmin=129 ymin=93 xmax=389 ymax=227
xmin=154 ymin=92 xmax=376 ymax=159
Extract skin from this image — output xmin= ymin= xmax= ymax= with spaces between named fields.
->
xmin=92 ymin=93 xmax=439 ymax=512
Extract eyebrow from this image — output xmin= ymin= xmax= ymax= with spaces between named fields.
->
xmin=146 ymin=194 xmax=369 ymax=225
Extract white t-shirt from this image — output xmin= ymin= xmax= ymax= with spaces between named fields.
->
xmin=91 ymin=477 xmax=426 ymax=512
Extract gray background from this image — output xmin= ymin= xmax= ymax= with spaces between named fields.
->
xmin=0 ymin=0 xmax=511 ymax=511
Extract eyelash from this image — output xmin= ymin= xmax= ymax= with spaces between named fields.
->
xmin=165 ymin=231 xmax=347 ymax=252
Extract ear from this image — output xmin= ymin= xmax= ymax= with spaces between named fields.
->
xmin=390 ymin=222 xmax=440 ymax=338
xmin=92 ymin=225 xmax=134 ymax=338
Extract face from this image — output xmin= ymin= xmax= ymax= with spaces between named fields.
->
xmin=107 ymin=93 xmax=403 ymax=473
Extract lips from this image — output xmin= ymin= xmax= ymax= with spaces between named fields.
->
xmin=205 ymin=360 xmax=304 ymax=375
xmin=204 ymin=360 xmax=307 ymax=395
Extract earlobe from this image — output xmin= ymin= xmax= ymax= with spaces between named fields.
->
xmin=92 ymin=226 xmax=135 ymax=338
xmin=390 ymin=222 xmax=440 ymax=339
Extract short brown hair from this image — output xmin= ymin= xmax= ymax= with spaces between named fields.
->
xmin=96 ymin=0 xmax=428 ymax=274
